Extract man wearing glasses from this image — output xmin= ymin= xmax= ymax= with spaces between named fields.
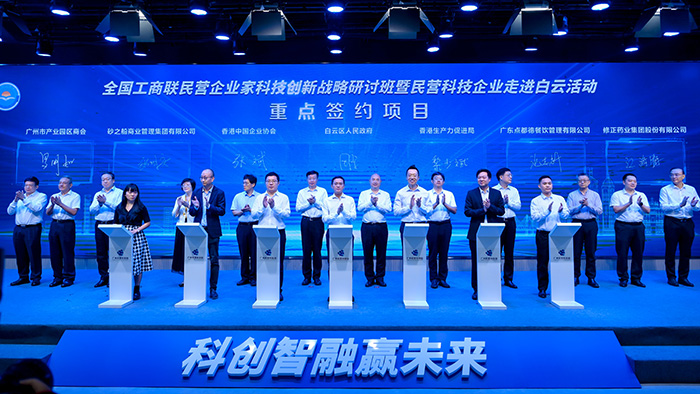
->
xmin=567 ymin=173 xmax=603 ymax=288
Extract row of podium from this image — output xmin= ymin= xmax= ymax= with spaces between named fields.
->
xmin=97 ymin=222 xmax=583 ymax=310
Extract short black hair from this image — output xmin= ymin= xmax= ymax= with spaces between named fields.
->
xmin=331 ymin=176 xmax=345 ymax=185
xmin=306 ymin=170 xmax=319 ymax=178
xmin=538 ymin=175 xmax=552 ymax=183
xmin=243 ymin=174 xmax=257 ymax=185
xmin=24 ymin=176 xmax=39 ymax=186
xmin=181 ymin=177 xmax=196 ymax=190
xmin=577 ymin=173 xmax=590 ymax=179
xmin=266 ymin=172 xmax=280 ymax=182
xmin=101 ymin=171 xmax=115 ymax=180
xmin=622 ymin=173 xmax=636 ymax=182
xmin=496 ymin=167 xmax=511 ymax=180
xmin=669 ymin=167 xmax=684 ymax=175
xmin=203 ymin=168 xmax=215 ymax=177
xmin=60 ymin=176 xmax=73 ymax=184
xmin=476 ymin=169 xmax=491 ymax=179
xmin=406 ymin=165 xmax=419 ymax=176
xmin=431 ymin=171 xmax=445 ymax=181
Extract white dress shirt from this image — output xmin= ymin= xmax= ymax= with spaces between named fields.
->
xmin=567 ymin=189 xmax=603 ymax=220
xmin=322 ymin=193 xmax=356 ymax=225
xmin=7 ymin=191 xmax=47 ymax=225
xmin=530 ymin=193 xmax=570 ymax=231
xmin=296 ymin=186 xmax=328 ymax=218
xmin=610 ymin=189 xmax=649 ymax=223
xmin=426 ymin=189 xmax=456 ymax=222
xmin=251 ymin=191 xmax=291 ymax=229
xmin=48 ymin=190 xmax=81 ymax=220
xmin=493 ymin=184 xmax=521 ymax=219
xmin=393 ymin=185 xmax=431 ymax=222
xmin=660 ymin=183 xmax=700 ymax=219
xmin=357 ymin=189 xmax=392 ymax=223
xmin=172 ymin=193 xmax=195 ymax=224
xmin=231 ymin=191 xmax=260 ymax=223
xmin=89 ymin=186 xmax=123 ymax=221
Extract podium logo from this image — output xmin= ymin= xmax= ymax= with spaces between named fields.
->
xmin=337 ymin=249 xmax=345 ymax=257
xmin=116 ymin=249 xmax=124 ymax=256
xmin=0 ymin=83 xmax=20 ymax=111
xmin=411 ymin=249 xmax=419 ymax=256
xmin=265 ymin=249 xmax=272 ymax=256
xmin=558 ymin=249 xmax=566 ymax=256
xmin=485 ymin=249 xmax=493 ymax=256
xmin=192 ymin=249 xmax=199 ymax=256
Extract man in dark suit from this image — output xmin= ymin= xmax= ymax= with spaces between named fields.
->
xmin=464 ymin=169 xmax=505 ymax=300
xmin=188 ymin=168 xmax=227 ymax=300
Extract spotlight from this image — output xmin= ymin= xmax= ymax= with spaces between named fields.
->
xmin=330 ymin=48 xmax=343 ymax=54
xmin=327 ymin=1 xmax=345 ymax=13
xmin=215 ymin=19 xmax=231 ymax=41
xmin=104 ymin=32 xmax=119 ymax=42
xmin=50 ymin=0 xmax=70 ymax=16
xmin=232 ymin=39 xmax=246 ymax=56
xmin=624 ymin=37 xmax=639 ymax=52
xmin=460 ymin=1 xmax=479 ymax=12
xmin=438 ymin=18 xmax=454 ymax=38
xmin=327 ymin=30 xmax=341 ymax=40
xmin=590 ymin=0 xmax=610 ymax=11
xmin=36 ymin=38 xmax=53 ymax=57
xmin=524 ymin=37 xmax=538 ymax=51
xmin=190 ymin=0 xmax=208 ymax=16
xmin=427 ymin=36 xmax=440 ymax=52
xmin=554 ymin=15 xmax=568 ymax=36
xmin=133 ymin=42 xmax=148 ymax=56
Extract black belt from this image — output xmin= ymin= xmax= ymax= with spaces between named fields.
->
xmin=302 ymin=216 xmax=322 ymax=221
xmin=95 ymin=220 xmax=114 ymax=224
xmin=536 ymin=230 xmax=550 ymax=234
xmin=503 ymin=217 xmax=515 ymax=222
xmin=53 ymin=219 xmax=74 ymax=223
xmin=667 ymin=216 xmax=693 ymax=223
xmin=573 ymin=218 xmax=596 ymax=223
xmin=617 ymin=221 xmax=643 ymax=225
xmin=17 ymin=223 xmax=40 ymax=228
xmin=238 ymin=221 xmax=259 ymax=226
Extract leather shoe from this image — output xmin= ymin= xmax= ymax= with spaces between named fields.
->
xmin=31 ymin=279 xmax=41 ymax=286
xmin=471 ymin=291 xmax=478 ymax=300
xmin=178 ymin=282 xmax=184 ymax=287
xmin=588 ymin=279 xmax=600 ymax=288
xmin=679 ymin=279 xmax=695 ymax=287
xmin=94 ymin=278 xmax=109 ymax=288
xmin=439 ymin=280 xmax=450 ymax=288
xmin=49 ymin=279 xmax=63 ymax=287
xmin=574 ymin=277 xmax=580 ymax=286
xmin=237 ymin=278 xmax=250 ymax=286
xmin=279 ymin=292 xmax=284 ymax=301
xmin=10 ymin=278 xmax=30 ymax=286
xmin=631 ymin=279 xmax=646 ymax=288
xmin=301 ymin=278 xmax=311 ymax=286
xmin=504 ymin=280 xmax=518 ymax=289
xmin=538 ymin=290 xmax=547 ymax=298
xmin=668 ymin=278 xmax=680 ymax=287
xmin=133 ymin=286 xmax=141 ymax=300
xmin=430 ymin=279 xmax=439 ymax=289
xmin=209 ymin=288 xmax=219 ymax=300
xmin=314 ymin=278 xmax=322 ymax=286
xmin=619 ymin=279 xmax=628 ymax=287
xmin=61 ymin=280 xmax=74 ymax=288
xmin=250 ymin=279 xmax=257 ymax=287
xmin=376 ymin=278 xmax=387 ymax=287
xmin=365 ymin=279 xmax=375 ymax=287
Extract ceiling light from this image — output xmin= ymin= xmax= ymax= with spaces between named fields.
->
xmin=190 ymin=0 xmax=208 ymax=16
xmin=524 ymin=37 xmax=538 ymax=51
xmin=104 ymin=32 xmax=119 ymax=42
xmin=590 ymin=0 xmax=610 ymax=11
xmin=438 ymin=17 xmax=454 ymax=38
xmin=329 ymin=46 xmax=343 ymax=54
xmin=36 ymin=38 xmax=53 ymax=57
xmin=427 ymin=36 xmax=440 ymax=52
xmin=133 ymin=42 xmax=148 ymax=56
xmin=634 ymin=5 xmax=697 ymax=38
xmin=460 ymin=1 xmax=479 ymax=12
xmin=326 ymin=30 xmax=341 ymax=40
xmin=327 ymin=1 xmax=345 ymax=13
xmin=554 ymin=15 xmax=568 ymax=35
xmin=232 ymin=39 xmax=246 ymax=56
xmin=215 ymin=19 xmax=231 ymax=41
xmin=624 ymin=37 xmax=639 ymax=52
xmin=50 ymin=0 xmax=70 ymax=16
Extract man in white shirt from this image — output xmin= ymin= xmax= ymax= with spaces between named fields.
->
xmin=610 ymin=173 xmax=650 ymax=288
xmin=323 ymin=175 xmax=356 ymax=262
xmin=494 ymin=167 xmax=521 ymax=289
xmin=659 ymin=167 xmax=699 ymax=287
xmin=46 ymin=176 xmax=81 ymax=288
xmin=394 ymin=165 xmax=431 ymax=239
xmin=231 ymin=174 xmax=260 ymax=287
xmin=7 ymin=176 xmax=47 ymax=286
xmin=89 ymin=171 xmax=122 ymax=288
xmin=567 ymin=173 xmax=603 ymax=288
xmin=296 ymin=170 xmax=328 ymax=286
xmin=358 ymin=174 xmax=392 ymax=287
xmin=426 ymin=172 xmax=457 ymax=289
xmin=251 ymin=172 xmax=291 ymax=300
xmin=530 ymin=175 xmax=570 ymax=298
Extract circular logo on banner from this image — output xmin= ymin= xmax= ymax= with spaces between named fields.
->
xmin=0 ymin=82 xmax=21 ymax=111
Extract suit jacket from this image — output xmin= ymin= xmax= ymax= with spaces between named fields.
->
xmin=189 ymin=185 xmax=227 ymax=238
xmin=464 ymin=187 xmax=505 ymax=241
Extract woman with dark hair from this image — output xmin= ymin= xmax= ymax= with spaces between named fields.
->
xmin=113 ymin=183 xmax=153 ymax=300
xmin=171 ymin=178 xmax=196 ymax=282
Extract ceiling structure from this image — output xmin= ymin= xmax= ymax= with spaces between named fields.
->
xmin=0 ymin=0 xmax=699 ymax=65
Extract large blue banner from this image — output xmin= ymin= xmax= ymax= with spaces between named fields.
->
xmin=1 ymin=63 xmax=697 ymax=257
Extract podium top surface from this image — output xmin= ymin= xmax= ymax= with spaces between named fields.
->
xmin=551 ymin=222 xmax=582 ymax=237
xmin=253 ymin=225 xmax=281 ymax=238
xmin=97 ymin=224 xmax=133 ymax=238
xmin=176 ymin=222 xmax=207 ymax=236
xmin=476 ymin=222 xmax=505 ymax=237
xmin=328 ymin=224 xmax=353 ymax=237
xmin=403 ymin=222 xmax=429 ymax=237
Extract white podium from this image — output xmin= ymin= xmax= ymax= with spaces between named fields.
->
xmin=549 ymin=223 xmax=583 ymax=309
xmin=476 ymin=223 xmax=506 ymax=310
xmin=328 ymin=225 xmax=354 ymax=309
xmin=402 ymin=223 xmax=430 ymax=309
xmin=98 ymin=224 xmax=133 ymax=308
xmin=175 ymin=223 xmax=208 ymax=308
xmin=253 ymin=225 xmax=281 ymax=309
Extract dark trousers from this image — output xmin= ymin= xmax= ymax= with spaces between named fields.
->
xmin=615 ymin=221 xmax=645 ymax=281
xmin=13 ymin=224 xmax=42 ymax=281
xmin=279 ymin=229 xmax=286 ymax=289
xmin=427 ymin=221 xmax=451 ymax=282
xmin=469 ymin=239 xmax=479 ymax=291
xmin=204 ymin=227 xmax=220 ymax=289
xmin=361 ymin=222 xmax=388 ymax=280
xmin=237 ymin=221 xmax=258 ymax=281
xmin=664 ymin=216 xmax=694 ymax=281
xmin=49 ymin=220 xmax=76 ymax=281
xmin=572 ymin=219 xmax=598 ymax=280
xmin=94 ymin=220 xmax=113 ymax=279
xmin=500 ymin=218 xmax=516 ymax=282
xmin=536 ymin=230 xmax=550 ymax=291
xmin=301 ymin=216 xmax=324 ymax=280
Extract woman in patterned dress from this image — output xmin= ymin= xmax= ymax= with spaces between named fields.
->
xmin=114 ymin=183 xmax=153 ymax=300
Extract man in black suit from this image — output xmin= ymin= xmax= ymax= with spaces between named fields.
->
xmin=188 ymin=168 xmax=227 ymax=300
xmin=464 ymin=169 xmax=505 ymax=300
